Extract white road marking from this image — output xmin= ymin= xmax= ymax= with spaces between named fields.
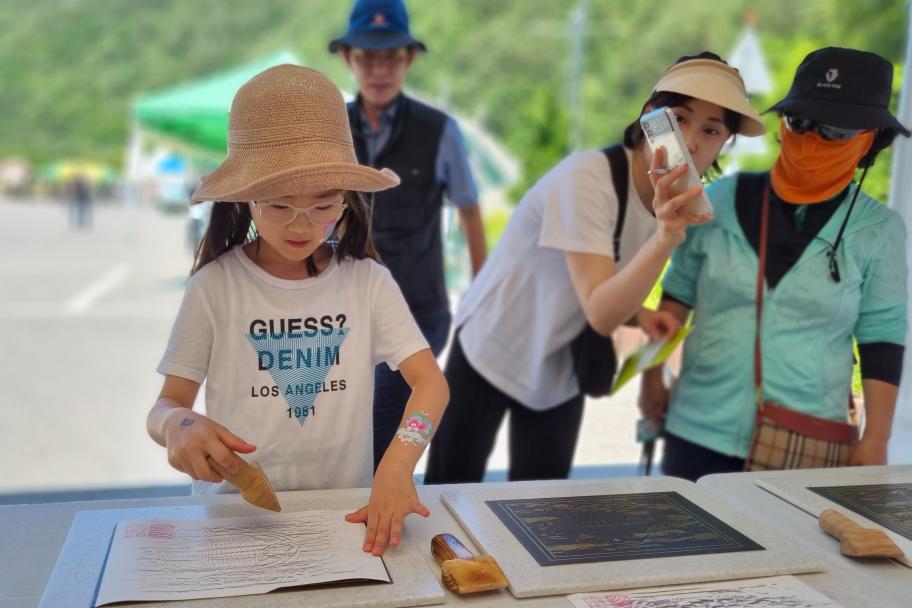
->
xmin=65 ymin=263 xmax=130 ymax=315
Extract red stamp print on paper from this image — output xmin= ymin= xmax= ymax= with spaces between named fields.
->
xmin=148 ymin=523 xmax=175 ymax=538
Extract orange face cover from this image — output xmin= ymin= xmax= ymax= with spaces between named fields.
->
xmin=770 ymin=121 xmax=874 ymax=204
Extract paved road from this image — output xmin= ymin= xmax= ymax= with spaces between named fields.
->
xmin=0 ymin=198 xmax=644 ymax=497
xmin=1 ymin=198 xmax=194 ymax=492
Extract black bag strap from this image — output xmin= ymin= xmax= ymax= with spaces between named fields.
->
xmin=602 ymin=145 xmax=629 ymax=263
xmin=734 ymin=172 xmax=768 ymax=256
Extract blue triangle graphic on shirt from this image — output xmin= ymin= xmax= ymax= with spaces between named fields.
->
xmin=246 ymin=327 xmax=350 ymax=425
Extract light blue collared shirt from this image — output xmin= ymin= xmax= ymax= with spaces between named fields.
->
xmin=662 ymin=173 xmax=908 ymax=458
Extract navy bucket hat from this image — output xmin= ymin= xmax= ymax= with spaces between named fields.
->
xmin=329 ymin=0 xmax=427 ymax=53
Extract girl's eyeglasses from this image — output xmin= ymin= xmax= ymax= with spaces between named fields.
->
xmin=251 ymin=201 xmax=347 ymax=226
xmin=784 ymin=114 xmax=862 ymax=142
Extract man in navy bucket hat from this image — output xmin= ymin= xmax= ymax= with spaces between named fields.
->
xmin=330 ymin=0 xmax=487 ymax=470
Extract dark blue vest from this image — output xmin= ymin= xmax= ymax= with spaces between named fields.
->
xmin=348 ymin=95 xmax=448 ymax=321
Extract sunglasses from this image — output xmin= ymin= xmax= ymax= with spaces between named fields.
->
xmin=784 ymin=114 xmax=863 ymax=142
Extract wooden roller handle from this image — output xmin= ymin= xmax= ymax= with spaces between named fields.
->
xmin=206 ymin=456 xmax=281 ymax=512
xmin=819 ymin=509 xmax=860 ymax=538
xmin=432 ymin=533 xmax=476 ymax=565
xmin=819 ymin=508 xmax=904 ymax=558
xmin=207 ymin=455 xmax=258 ymax=489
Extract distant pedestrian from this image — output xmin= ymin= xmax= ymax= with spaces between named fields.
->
xmin=69 ymin=174 xmax=93 ymax=230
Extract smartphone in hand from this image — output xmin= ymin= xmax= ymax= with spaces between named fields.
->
xmin=639 ymin=107 xmax=712 ymax=215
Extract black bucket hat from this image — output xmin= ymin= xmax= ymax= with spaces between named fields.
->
xmin=768 ymin=46 xmax=910 ymax=137
xmin=329 ymin=0 xmax=427 ymax=53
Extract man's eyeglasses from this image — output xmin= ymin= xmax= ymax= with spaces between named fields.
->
xmin=251 ymin=200 xmax=347 ymax=226
xmin=351 ymin=51 xmax=409 ymax=70
xmin=784 ymin=114 xmax=863 ymax=142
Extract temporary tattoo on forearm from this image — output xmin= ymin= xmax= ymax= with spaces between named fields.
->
xmin=180 ymin=417 xmax=195 ymax=429
xmin=395 ymin=411 xmax=433 ymax=446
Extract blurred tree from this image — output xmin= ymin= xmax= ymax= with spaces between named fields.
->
xmin=0 ymin=0 xmax=906 ymax=201
xmin=508 ymin=86 xmax=571 ymax=199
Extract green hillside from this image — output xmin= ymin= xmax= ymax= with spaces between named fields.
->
xmin=1 ymin=0 xmax=907 ymax=199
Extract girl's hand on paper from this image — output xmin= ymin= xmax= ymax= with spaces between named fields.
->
xmin=345 ymin=462 xmax=429 ymax=556
xmin=636 ymin=308 xmax=680 ymax=341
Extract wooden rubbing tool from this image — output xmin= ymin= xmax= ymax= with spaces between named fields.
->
xmin=431 ymin=533 xmax=509 ymax=594
xmin=207 ymin=456 xmax=282 ymax=512
xmin=819 ymin=508 xmax=903 ymax=558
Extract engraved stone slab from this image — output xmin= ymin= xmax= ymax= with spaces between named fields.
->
xmin=442 ymin=476 xmax=823 ymax=598
xmin=486 ymin=491 xmax=764 ymax=566
xmin=756 ymin=467 xmax=912 ymax=567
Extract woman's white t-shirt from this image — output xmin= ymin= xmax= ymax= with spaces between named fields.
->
xmin=455 ymin=148 xmax=656 ymax=410
xmin=158 ymin=246 xmax=428 ymax=493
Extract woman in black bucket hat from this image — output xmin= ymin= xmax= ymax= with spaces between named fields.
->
xmin=769 ymin=47 xmax=910 ymax=136
xmin=640 ymin=47 xmax=911 ymax=481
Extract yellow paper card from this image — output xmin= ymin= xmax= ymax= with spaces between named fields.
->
xmin=610 ymin=325 xmax=692 ymax=395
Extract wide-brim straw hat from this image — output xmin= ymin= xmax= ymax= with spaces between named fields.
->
xmin=653 ymin=58 xmax=766 ymax=137
xmin=190 ymin=64 xmax=399 ymax=204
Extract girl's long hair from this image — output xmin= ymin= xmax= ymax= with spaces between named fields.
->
xmin=191 ymin=190 xmax=378 ymax=276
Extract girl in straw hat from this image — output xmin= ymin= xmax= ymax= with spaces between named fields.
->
xmin=425 ymin=52 xmax=765 ymax=485
xmin=147 ymin=64 xmax=448 ymax=556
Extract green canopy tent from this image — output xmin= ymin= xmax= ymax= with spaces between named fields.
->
xmin=134 ymin=51 xmax=300 ymax=155
xmin=131 ymin=51 xmax=517 ymax=192
xmin=127 ymin=51 xmax=518 ymax=287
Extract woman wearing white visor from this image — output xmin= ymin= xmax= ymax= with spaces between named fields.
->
xmin=426 ymin=52 xmax=765 ymax=484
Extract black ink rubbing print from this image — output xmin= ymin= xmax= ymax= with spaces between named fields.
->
xmin=486 ymin=492 xmax=764 ymax=566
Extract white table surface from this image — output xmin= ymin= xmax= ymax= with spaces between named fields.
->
xmin=699 ymin=465 xmax=912 ymax=607
xmin=2 ymin=476 xmax=909 ymax=608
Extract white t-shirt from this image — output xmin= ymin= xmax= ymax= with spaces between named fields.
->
xmin=455 ymin=148 xmax=656 ymax=410
xmin=158 ymin=246 xmax=428 ymax=493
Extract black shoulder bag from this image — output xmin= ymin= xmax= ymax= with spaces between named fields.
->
xmin=570 ymin=145 xmax=629 ymax=397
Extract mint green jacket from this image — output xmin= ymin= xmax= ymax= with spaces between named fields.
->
xmin=663 ymin=173 xmax=907 ymax=458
